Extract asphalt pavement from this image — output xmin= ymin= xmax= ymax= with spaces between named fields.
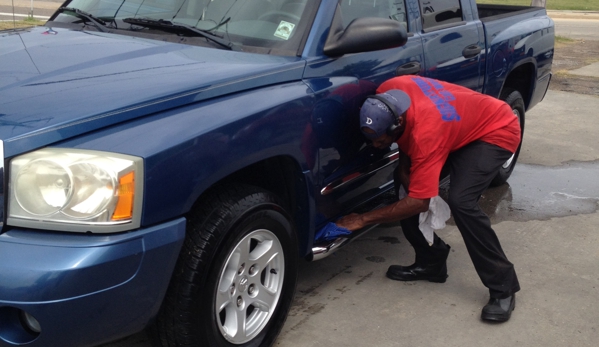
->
xmin=0 ymin=0 xmax=60 ymax=20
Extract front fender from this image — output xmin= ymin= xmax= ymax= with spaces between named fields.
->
xmin=57 ymin=82 xmax=317 ymax=227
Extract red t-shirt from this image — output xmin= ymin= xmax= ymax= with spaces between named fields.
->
xmin=378 ymin=76 xmax=521 ymax=199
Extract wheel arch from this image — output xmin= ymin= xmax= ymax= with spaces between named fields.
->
xmin=500 ymin=59 xmax=536 ymax=112
xmin=190 ymin=155 xmax=314 ymax=258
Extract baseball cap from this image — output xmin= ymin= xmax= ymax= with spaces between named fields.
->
xmin=360 ymin=90 xmax=411 ymax=139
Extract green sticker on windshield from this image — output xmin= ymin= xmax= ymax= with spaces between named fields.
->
xmin=274 ymin=21 xmax=295 ymax=40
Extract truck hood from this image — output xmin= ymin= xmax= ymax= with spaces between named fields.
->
xmin=0 ymin=27 xmax=306 ymax=157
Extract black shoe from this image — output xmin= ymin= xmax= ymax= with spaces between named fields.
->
xmin=481 ymin=294 xmax=516 ymax=322
xmin=386 ymin=262 xmax=448 ymax=283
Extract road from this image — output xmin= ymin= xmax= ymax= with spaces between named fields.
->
xmin=0 ymin=0 xmax=60 ymax=20
xmin=552 ymin=16 xmax=599 ymax=41
xmin=548 ymin=11 xmax=599 ymax=40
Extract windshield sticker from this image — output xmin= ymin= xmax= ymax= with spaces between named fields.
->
xmin=274 ymin=21 xmax=295 ymax=40
xmin=42 ymin=28 xmax=58 ymax=35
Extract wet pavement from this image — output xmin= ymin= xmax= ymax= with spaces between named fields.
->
xmin=480 ymin=161 xmax=599 ymax=223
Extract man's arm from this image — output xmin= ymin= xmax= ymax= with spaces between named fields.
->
xmin=336 ymin=195 xmax=430 ymax=231
xmin=336 ymin=151 xmax=428 ymax=231
xmin=394 ymin=151 xmax=410 ymax=197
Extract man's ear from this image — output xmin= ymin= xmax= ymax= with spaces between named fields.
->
xmin=391 ymin=112 xmax=407 ymax=139
xmin=398 ymin=112 xmax=407 ymax=127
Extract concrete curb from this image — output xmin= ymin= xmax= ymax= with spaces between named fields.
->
xmin=547 ymin=10 xmax=599 ymax=20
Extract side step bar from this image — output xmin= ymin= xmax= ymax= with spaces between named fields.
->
xmin=308 ymin=188 xmax=399 ymax=261
xmin=310 ymin=223 xmax=380 ymax=261
xmin=308 ymin=174 xmax=452 ymax=261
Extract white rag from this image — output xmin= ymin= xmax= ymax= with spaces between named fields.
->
xmin=398 ymin=186 xmax=451 ymax=246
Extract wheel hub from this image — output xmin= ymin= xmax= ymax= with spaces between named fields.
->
xmin=238 ymin=276 xmax=248 ymax=293
xmin=215 ymin=229 xmax=286 ymax=344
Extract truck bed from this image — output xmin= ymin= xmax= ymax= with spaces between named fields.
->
xmin=477 ymin=4 xmax=547 ymax=21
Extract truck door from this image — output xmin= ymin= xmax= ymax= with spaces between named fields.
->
xmin=302 ymin=0 xmax=425 ymax=226
xmin=417 ymin=0 xmax=483 ymax=91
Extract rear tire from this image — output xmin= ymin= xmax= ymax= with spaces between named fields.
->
xmin=152 ymin=184 xmax=298 ymax=347
xmin=491 ymin=89 xmax=525 ymax=186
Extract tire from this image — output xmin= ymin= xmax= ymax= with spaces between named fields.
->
xmin=490 ymin=89 xmax=525 ymax=186
xmin=152 ymin=184 xmax=298 ymax=347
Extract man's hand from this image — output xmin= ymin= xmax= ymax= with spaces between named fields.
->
xmin=336 ymin=196 xmax=430 ymax=232
xmin=336 ymin=213 xmax=366 ymax=231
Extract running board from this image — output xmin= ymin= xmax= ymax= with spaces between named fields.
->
xmin=308 ymin=175 xmax=452 ymax=261
xmin=310 ymin=224 xmax=380 ymax=261
xmin=309 ymin=189 xmax=398 ymax=261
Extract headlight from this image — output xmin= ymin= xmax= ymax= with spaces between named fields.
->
xmin=8 ymin=149 xmax=143 ymax=233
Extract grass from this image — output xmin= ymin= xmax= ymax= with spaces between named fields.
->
xmin=554 ymin=36 xmax=578 ymax=54
xmin=555 ymin=35 xmax=577 ymax=44
xmin=477 ymin=0 xmax=599 ymax=11
xmin=552 ymin=35 xmax=598 ymax=77
xmin=0 ymin=17 xmax=45 ymax=31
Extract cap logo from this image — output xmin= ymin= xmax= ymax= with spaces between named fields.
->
xmin=366 ymin=117 xmax=373 ymax=125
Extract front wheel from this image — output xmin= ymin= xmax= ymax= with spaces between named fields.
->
xmin=152 ymin=184 xmax=298 ymax=347
xmin=491 ymin=89 xmax=525 ymax=186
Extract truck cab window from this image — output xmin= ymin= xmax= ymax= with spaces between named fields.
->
xmin=420 ymin=0 xmax=463 ymax=30
xmin=339 ymin=0 xmax=409 ymax=32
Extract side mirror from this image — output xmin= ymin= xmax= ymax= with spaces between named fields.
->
xmin=324 ymin=17 xmax=408 ymax=57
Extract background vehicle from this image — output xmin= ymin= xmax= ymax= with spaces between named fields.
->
xmin=0 ymin=0 xmax=553 ymax=346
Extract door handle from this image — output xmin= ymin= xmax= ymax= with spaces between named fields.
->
xmin=395 ymin=61 xmax=421 ymax=76
xmin=462 ymin=44 xmax=482 ymax=59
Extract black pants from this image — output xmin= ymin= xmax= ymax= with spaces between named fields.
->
xmin=398 ymin=141 xmax=520 ymax=299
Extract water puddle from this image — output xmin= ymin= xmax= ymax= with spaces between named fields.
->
xmin=477 ymin=161 xmax=599 ymax=222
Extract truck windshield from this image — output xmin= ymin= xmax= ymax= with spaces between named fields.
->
xmin=49 ymin=0 xmax=317 ymax=54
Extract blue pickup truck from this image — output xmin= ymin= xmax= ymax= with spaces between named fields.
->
xmin=0 ymin=0 xmax=553 ymax=346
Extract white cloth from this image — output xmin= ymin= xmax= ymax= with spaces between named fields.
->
xmin=398 ymin=186 xmax=451 ymax=246
xmin=418 ymin=196 xmax=451 ymax=245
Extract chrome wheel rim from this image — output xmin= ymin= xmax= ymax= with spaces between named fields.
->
xmin=215 ymin=229 xmax=285 ymax=344
xmin=502 ymin=153 xmax=516 ymax=169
